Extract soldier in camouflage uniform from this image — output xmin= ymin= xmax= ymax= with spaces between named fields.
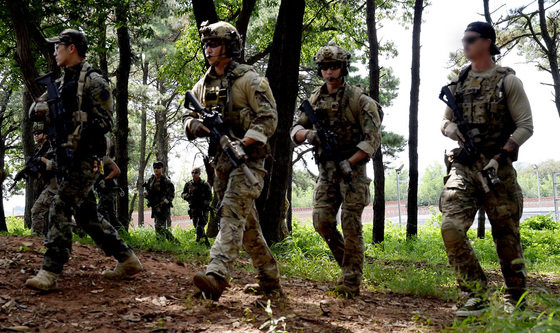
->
xmin=143 ymin=161 xmax=177 ymax=242
xmin=95 ymin=138 xmax=123 ymax=230
xmin=25 ymin=29 xmax=142 ymax=291
xmin=439 ymin=22 xmax=533 ymax=316
xmin=290 ymin=42 xmax=382 ymax=298
xmin=182 ymin=167 xmax=212 ymax=246
xmin=184 ymin=21 xmax=281 ymax=301
xmin=30 ymin=122 xmax=57 ymax=237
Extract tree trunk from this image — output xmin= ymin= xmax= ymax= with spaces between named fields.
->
xmin=0 ymin=88 xmax=12 ymax=232
xmin=537 ymin=0 xmax=560 ymax=119
xmin=154 ymin=78 xmax=169 ymax=170
xmin=98 ymin=12 xmax=109 ymax=78
xmin=483 ymin=0 xmax=492 ymax=25
xmin=366 ymin=0 xmax=385 ymax=244
xmin=115 ymin=3 xmax=132 ymax=230
xmin=477 ymin=207 xmax=485 ymax=239
xmin=259 ymin=0 xmax=305 ymax=244
xmin=236 ymin=0 xmax=258 ymax=62
xmin=406 ymin=0 xmax=424 ymax=239
xmin=192 ymin=0 xmax=220 ymax=28
xmin=137 ymin=59 xmax=149 ymax=227
xmin=22 ymin=88 xmax=35 ymax=229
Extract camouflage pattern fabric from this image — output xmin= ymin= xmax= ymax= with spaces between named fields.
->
xmin=313 ymin=161 xmax=371 ymax=289
xmin=31 ymin=182 xmax=56 ymax=237
xmin=440 ymin=161 xmax=526 ymax=299
xmin=42 ymin=158 xmax=133 ymax=274
xmin=184 ymin=61 xmax=280 ymax=288
xmin=183 ymin=178 xmax=212 ymax=240
xmin=207 ymin=156 xmax=280 ymax=288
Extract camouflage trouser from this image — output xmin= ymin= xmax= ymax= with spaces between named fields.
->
xmin=439 ymin=161 xmax=526 ymax=299
xmin=42 ymin=157 xmax=133 ymax=274
xmin=206 ymin=154 xmax=280 ymax=288
xmin=31 ymin=182 xmax=57 ymax=237
xmin=190 ymin=208 xmax=208 ymax=240
xmin=152 ymin=205 xmax=175 ymax=241
xmin=98 ymin=190 xmax=122 ymax=230
xmin=313 ymin=161 xmax=371 ymax=289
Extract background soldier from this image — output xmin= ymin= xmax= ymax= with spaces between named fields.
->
xmin=30 ymin=122 xmax=56 ymax=237
xmin=184 ymin=21 xmax=281 ymax=300
xmin=95 ymin=138 xmax=123 ymax=230
xmin=290 ymin=42 xmax=382 ymax=298
xmin=182 ymin=167 xmax=212 ymax=246
xmin=143 ymin=161 xmax=177 ymax=242
xmin=25 ymin=29 xmax=142 ymax=291
xmin=439 ymin=22 xmax=533 ymax=316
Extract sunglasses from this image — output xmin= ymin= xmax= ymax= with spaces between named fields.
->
xmin=192 ymin=171 xmax=200 ymax=174
xmin=319 ymin=63 xmax=343 ymax=71
xmin=462 ymin=35 xmax=484 ymax=45
xmin=153 ymin=166 xmax=162 ymax=169
xmin=33 ymin=132 xmax=43 ymax=136
xmin=203 ymin=40 xmax=223 ymax=49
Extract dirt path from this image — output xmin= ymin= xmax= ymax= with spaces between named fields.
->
xmin=0 ymin=235 xmax=456 ymax=332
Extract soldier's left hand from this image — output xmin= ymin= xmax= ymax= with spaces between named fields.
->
xmin=163 ymin=198 xmax=170 ymax=204
xmin=339 ymin=159 xmax=353 ymax=177
xmin=483 ymin=158 xmax=499 ymax=174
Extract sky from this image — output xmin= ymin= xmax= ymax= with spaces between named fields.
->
xmin=379 ymin=0 xmax=560 ymax=172
xmin=4 ymin=0 xmax=560 ymax=215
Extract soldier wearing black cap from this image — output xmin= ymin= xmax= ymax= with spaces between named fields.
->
xmin=182 ymin=167 xmax=212 ymax=246
xmin=143 ymin=161 xmax=177 ymax=241
xmin=439 ymin=21 xmax=533 ymax=316
xmin=25 ymin=29 xmax=142 ymax=292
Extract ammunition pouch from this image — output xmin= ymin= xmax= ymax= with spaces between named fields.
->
xmin=245 ymin=142 xmax=271 ymax=160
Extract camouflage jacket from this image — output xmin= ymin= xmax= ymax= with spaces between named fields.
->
xmin=182 ymin=179 xmax=212 ymax=209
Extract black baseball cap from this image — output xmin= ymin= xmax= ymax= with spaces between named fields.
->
xmin=153 ymin=161 xmax=164 ymax=169
xmin=46 ymin=29 xmax=88 ymax=57
xmin=465 ymin=22 xmax=500 ymax=55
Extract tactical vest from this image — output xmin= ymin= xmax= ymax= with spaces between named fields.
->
xmin=452 ymin=65 xmax=516 ymax=155
xmin=59 ymin=62 xmax=109 ymax=157
xmin=200 ymin=62 xmax=269 ymax=159
xmin=309 ymin=84 xmax=367 ymax=159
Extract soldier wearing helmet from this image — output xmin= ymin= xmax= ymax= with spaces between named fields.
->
xmin=290 ymin=42 xmax=382 ymax=298
xmin=30 ymin=122 xmax=57 ymax=236
xmin=184 ymin=21 xmax=280 ymax=301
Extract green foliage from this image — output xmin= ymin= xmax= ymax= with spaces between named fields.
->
xmin=3 ymin=216 xmax=30 ymax=236
xmin=418 ymin=162 xmax=446 ymax=206
xmin=522 ymin=214 xmax=560 ymax=231
xmin=384 ymin=168 xmax=409 ymax=201
xmin=515 ymin=160 xmax=560 ymax=198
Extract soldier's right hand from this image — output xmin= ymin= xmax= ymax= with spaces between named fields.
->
xmin=443 ymin=121 xmax=464 ymax=142
xmin=185 ymin=119 xmax=209 ymax=137
xmin=305 ymin=130 xmax=321 ymax=146
xmin=45 ymin=159 xmax=56 ymax=171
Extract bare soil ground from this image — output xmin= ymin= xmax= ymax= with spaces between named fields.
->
xmin=0 ymin=234 xmax=467 ymax=332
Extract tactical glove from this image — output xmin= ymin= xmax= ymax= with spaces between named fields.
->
xmin=186 ymin=119 xmax=208 ymax=137
xmin=305 ymin=130 xmax=321 ymax=146
xmin=483 ymin=158 xmax=499 ymax=174
xmin=339 ymin=159 xmax=353 ymax=178
xmin=98 ymin=179 xmax=106 ymax=189
xmin=163 ymin=198 xmax=170 ymax=204
xmin=45 ymin=159 xmax=56 ymax=171
xmin=29 ymin=101 xmax=49 ymax=121
xmin=443 ymin=121 xmax=464 ymax=141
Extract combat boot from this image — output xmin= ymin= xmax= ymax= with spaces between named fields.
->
xmin=331 ymin=284 xmax=360 ymax=298
xmin=243 ymin=281 xmax=283 ymax=296
xmin=25 ymin=269 xmax=58 ymax=291
xmin=102 ymin=253 xmax=143 ymax=279
xmin=193 ymin=272 xmax=229 ymax=301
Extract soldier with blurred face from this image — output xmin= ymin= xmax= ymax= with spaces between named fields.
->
xmin=439 ymin=22 xmax=533 ymax=316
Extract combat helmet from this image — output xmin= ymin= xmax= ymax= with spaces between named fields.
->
xmin=199 ymin=21 xmax=243 ymax=59
xmin=314 ymin=41 xmax=351 ymax=76
xmin=33 ymin=122 xmax=45 ymax=134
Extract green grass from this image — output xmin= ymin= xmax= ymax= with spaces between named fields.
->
xmin=4 ymin=212 xmax=560 ymax=330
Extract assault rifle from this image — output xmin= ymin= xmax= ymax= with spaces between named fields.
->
xmin=8 ymin=144 xmax=52 ymax=191
xmin=299 ymin=100 xmax=356 ymax=192
xmin=439 ymin=85 xmax=501 ymax=193
xmin=184 ymin=91 xmax=259 ymax=186
xmin=35 ymin=72 xmax=75 ymax=182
